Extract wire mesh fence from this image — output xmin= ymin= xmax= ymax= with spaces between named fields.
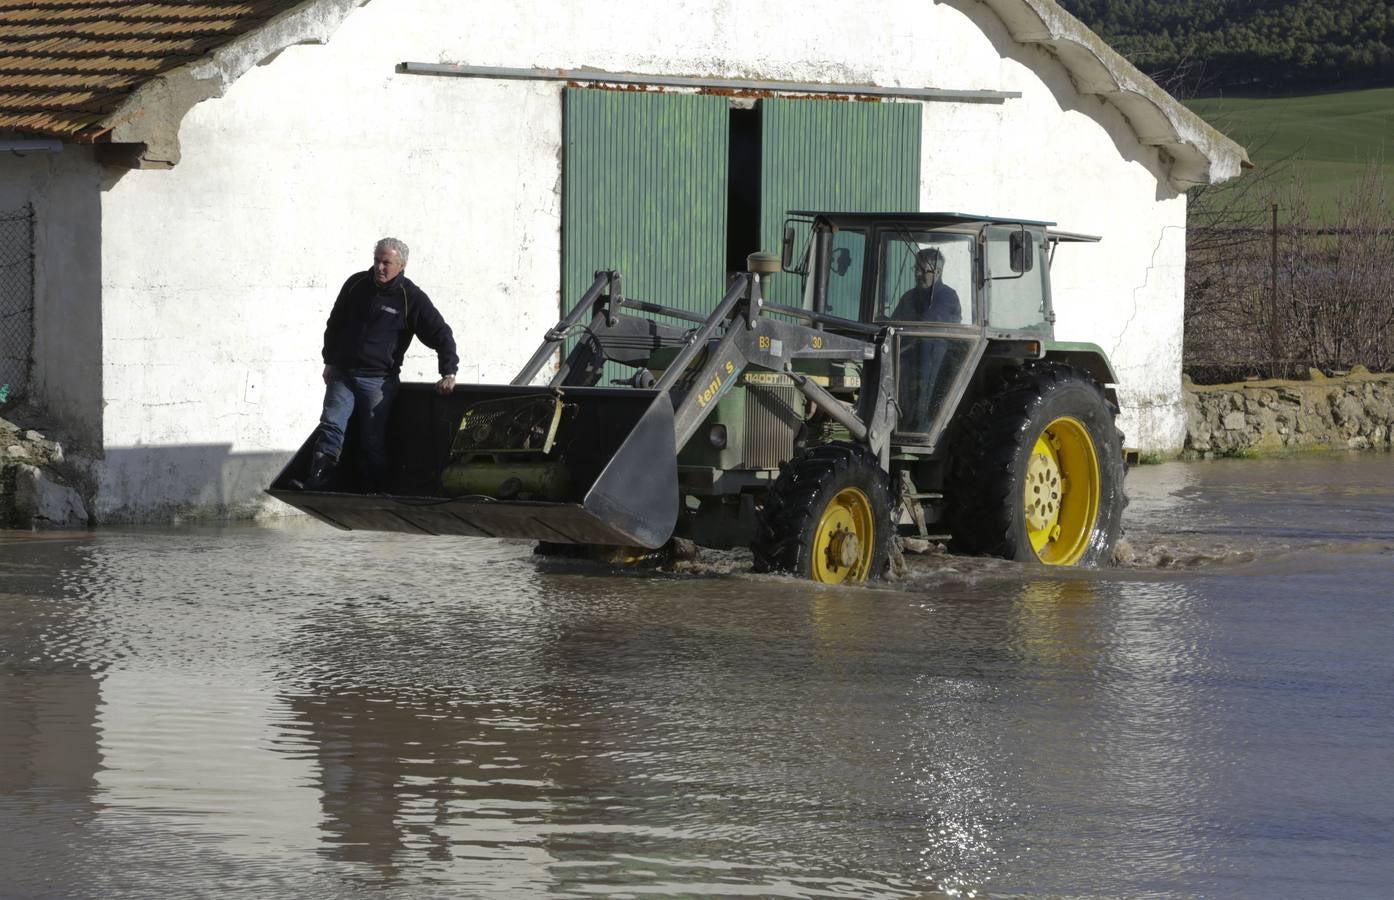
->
xmin=1181 ymin=162 xmax=1394 ymax=384
xmin=1184 ymin=209 xmax=1394 ymax=383
xmin=0 ymin=204 xmax=34 ymax=403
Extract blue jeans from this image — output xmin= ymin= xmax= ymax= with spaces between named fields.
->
xmin=314 ymin=368 xmax=399 ymax=480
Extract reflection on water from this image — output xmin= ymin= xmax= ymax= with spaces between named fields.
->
xmin=2 ymin=454 xmax=1393 ymax=898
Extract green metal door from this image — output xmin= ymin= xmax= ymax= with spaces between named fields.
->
xmin=759 ymin=98 xmax=921 ymax=308
xmin=563 ymin=88 xmax=729 ymax=319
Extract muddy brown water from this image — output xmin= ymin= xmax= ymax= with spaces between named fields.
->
xmin=2 ymin=454 xmax=1392 ymax=898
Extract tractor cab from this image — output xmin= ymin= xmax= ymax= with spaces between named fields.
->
xmin=782 ymin=212 xmax=1075 ymax=451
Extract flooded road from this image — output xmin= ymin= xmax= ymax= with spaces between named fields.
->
xmin=3 ymin=454 xmax=1392 ymax=898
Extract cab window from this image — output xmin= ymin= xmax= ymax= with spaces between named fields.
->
xmin=823 ymin=229 xmax=865 ymax=321
xmin=985 ymin=226 xmax=1050 ymax=332
xmin=878 ymin=232 xmax=975 ymax=325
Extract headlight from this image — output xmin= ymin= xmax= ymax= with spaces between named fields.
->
xmin=708 ymin=424 xmax=728 ymax=450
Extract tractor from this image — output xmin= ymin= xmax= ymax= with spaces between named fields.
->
xmin=269 ymin=212 xmax=1127 ymax=583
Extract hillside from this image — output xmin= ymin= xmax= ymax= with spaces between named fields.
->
xmin=1058 ymin=0 xmax=1394 ymax=95
xmin=1186 ymin=87 xmax=1394 ymax=215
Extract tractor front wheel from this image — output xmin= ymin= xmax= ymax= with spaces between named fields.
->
xmin=948 ymin=363 xmax=1126 ymax=566
xmin=752 ymin=442 xmax=893 ymax=584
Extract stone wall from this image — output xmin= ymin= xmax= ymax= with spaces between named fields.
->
xmin=0 ymin=414 xmax=89 ymax=527
xmin=1183 ymin=368 xmax=1394 ymax=458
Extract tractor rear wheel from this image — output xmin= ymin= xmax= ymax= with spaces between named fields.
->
xmin=948 ymin=363 xmax=1126 ymax=566
xmin=752 ymin=442 xmax=893 ymax=584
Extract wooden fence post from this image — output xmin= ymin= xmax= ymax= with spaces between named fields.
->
xmin=1270 ymin=203 xmax=1279 ymax=374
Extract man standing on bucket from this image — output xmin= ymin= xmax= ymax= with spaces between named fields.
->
xmin=293 ymin=237 xmax=458 ymax=492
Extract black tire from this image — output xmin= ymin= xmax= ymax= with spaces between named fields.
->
xmin=947 ymin=363 xmax=1126 ymax=566
xmin=751 ymin=442 xmax=894 ymax=584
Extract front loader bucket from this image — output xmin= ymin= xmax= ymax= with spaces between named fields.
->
xmin=267 ymin=384 xmax=679 ymax=548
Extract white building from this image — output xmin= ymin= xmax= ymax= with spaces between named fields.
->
xmin=0 ymin=0 xmax=1246 ymax=522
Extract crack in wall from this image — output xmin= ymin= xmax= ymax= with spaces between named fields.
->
xmin=1110 ymin=222 xmax=1182 ymax=365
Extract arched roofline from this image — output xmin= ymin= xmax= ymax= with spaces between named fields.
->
xmin=95 ymin=0 xmax=1247 ymax=188
xmin=973 ymin=0 xmax=1249 ymax=189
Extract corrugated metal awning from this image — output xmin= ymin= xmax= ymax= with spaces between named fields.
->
xmin=397 ymin=63 xmax=1020 ymax=104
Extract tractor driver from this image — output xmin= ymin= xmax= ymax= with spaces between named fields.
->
xmin=891 ymin=246 xmax=962 ymax=433
xmin=891 ymin=246 xmax=961 ymax=323
xmin=291 ymin=237 xmax=459 ymax=492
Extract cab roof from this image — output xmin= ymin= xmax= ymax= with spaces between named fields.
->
xmin=789 ymin=211 xmax=1057 ymax=228
xmin=789 ymin=211 xmax=1101 ymax=242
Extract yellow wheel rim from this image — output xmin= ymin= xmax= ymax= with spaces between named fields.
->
xmin=1024 ymin=417 xmax=1101 ymax=566
xmin=811 ymin=487 xmax=875 ymax=584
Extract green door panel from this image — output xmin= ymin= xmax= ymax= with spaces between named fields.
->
xmin=759 ymin=98 xmax=921 ymax=308
xmin=563 ymin=88 xmax=729 ymax=321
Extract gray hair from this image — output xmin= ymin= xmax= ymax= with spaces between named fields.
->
xmin=915 ymin=247 xmax=944 ymax=269
xmin=375 ymin=237 xmax=409 ymax=265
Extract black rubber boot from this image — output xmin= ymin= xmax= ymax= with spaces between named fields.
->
xmin=290 ymin=451 xmax=337 ymax=491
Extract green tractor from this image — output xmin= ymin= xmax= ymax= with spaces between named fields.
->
xmin=270 ymin=212 xmax=1127 ymax=584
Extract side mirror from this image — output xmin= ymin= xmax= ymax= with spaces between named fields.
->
xmin=781 ymin=224 xmax=796 ymax=269
xmin=1010 ymin=229 xmax=1034 ymax=273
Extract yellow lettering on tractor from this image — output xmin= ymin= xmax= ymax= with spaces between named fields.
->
xmin=758 ymin=336 xmax=771 ymax=350
xmin=698 ymin=361 xmax=738 ymax=408
xmin=697 ymin=374 xmax=721 ymax=408
xmin=812 ymin=335 xmax=824 ymax=349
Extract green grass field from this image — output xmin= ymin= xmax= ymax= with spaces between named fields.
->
xmin=1187 ymin=87 xmax=1394 ymax=219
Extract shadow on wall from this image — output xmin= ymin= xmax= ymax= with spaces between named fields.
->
xmin=96 ymin=443 xmax=296 ymax=522
xmin=936 ymin=0 xmax=1180 ymax=203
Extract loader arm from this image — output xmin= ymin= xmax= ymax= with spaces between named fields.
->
xmin=529 ymin=271 xmax=894 ymax=457
xmin=664 ymin=303 xmax=893 ymax=459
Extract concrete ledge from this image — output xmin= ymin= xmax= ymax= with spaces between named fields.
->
xmin=13 ymin=464 xmax=89 ymax=528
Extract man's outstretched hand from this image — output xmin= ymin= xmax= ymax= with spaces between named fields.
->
xmin=436 ymin=374 xmax=457 ymax=395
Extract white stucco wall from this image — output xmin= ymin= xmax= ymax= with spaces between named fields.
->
xmin=87 ymin=0 xmax=1190 ymax=519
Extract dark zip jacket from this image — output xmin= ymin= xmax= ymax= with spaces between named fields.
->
xmin=321 ymin=271 xmax=459 ymax=377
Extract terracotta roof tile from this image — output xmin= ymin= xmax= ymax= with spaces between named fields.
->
xmin=0 ymin=111 xmax=103 ymax=132
xmin=0 ymin=0 xmax=305 ymax=139
xmin=0 ymin=55 xmax=173 ymax=74
xmin=0 ymin=72 xmax=146 ymax=90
